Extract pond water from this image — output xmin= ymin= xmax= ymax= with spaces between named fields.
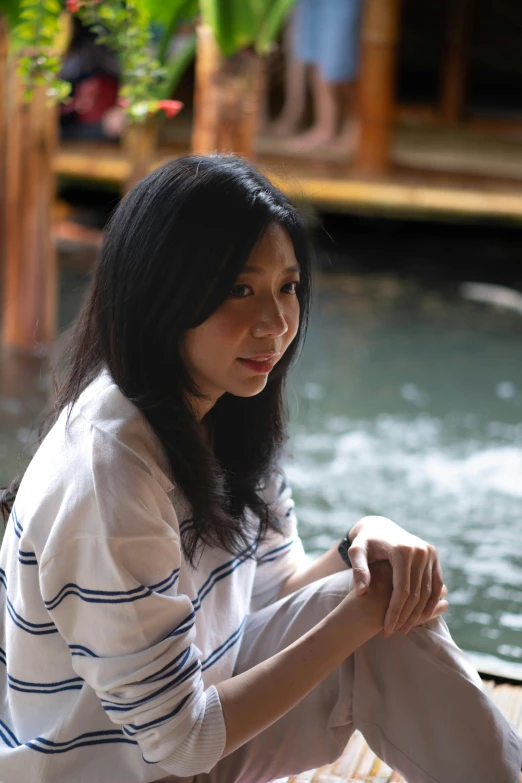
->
xmin=1 ymin=217 xmax=522 ymax=673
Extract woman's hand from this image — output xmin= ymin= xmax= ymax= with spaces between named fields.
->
xmin=347 ymin=516 xmax=448 ymax=638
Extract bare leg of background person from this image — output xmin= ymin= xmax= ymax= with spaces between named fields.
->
xmin=331 ymin=81 xmax=360 ymax=157
xmin=269 ymin=58 xmax=308 ymax=138
xmin=267 ymin=15 xmax=308 ymax=139
xmin=287 ymin=65 xmax=339 ymax=151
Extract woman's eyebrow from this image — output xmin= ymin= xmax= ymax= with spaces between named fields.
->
xmin=241 ymin=263 xmax=301 ymax=275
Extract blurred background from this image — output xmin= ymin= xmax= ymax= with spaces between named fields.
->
xmin=1 ymin=0 xmax=522 ymax=680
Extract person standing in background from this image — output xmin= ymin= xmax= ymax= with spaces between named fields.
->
xmin=270 ymin=0 xmax=363 ymax=155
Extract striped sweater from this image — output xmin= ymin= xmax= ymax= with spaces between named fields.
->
xmin=0 ymin=368 xmax=307 ymax=783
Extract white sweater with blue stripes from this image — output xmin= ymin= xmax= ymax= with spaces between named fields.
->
xmin=0 ymin=369 xmax=307 ymax=783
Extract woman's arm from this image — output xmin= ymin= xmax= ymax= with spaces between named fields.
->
xmin=278 ymin=516 xmax=448 ymax=639
xmin=277 ymin=540 xmax=347 ymax=600
xmin=216 ymin=561 xmax=393 ymax=759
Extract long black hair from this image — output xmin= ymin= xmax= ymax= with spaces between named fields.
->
xmin=0 ymin=155 xmax=313 ymax=566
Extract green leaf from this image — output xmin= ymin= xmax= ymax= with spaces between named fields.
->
xmin=200 ymin=0 xmax=257 ymax=57
xmin=133 ymin=0 xmax=189 ymax=26
xmin=43 ymin=0 xmax=61 ymax=13
xmin=98 ymin=5 xmax=117 ymax=21
xmin=199 ymin=0 xmax=294 ymax=57
xmin=155 ymin=31 xmax=196 ymax=99
xmin=0 ymin=0 xmax=23 ymax=29
xmin=20 ymin=8 xmax=41 ymax=20
xmin=156 ymin=0 xmax=198 ymax=65
xmin=256 ymin=0 xmax=297 ymax=54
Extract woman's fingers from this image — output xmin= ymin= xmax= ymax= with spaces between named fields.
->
xmin=382 ymin=597 xmax=449 ymax=639
xmin=414 ymin=597 xmax=449 ymax=626
xmin=399 ymin=559 xmax=434 ymax=634
xmin=346 ymin=542 xmax=372 ymax=595
xmin=383 ymin=547 xmax=413 ymax=637
xmin=391 ymin=550 xmax=431 ymax=634
xmin=417 ymin=556 xmax=444 ymax=620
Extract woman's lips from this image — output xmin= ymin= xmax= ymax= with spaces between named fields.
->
xmin=237 ymin=357 xmax=277 ymax=373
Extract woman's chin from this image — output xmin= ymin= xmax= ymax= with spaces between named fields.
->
xmin=227 ymin=376 xmax=268 ymax=398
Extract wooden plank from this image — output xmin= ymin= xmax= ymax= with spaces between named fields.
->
xmin=53 ymin=138 xmax=522 ymax=222
xmin=267 ymin=170 xmax=522 ymax=220
xmin=54 ymin=144 xmax=130 ymax=183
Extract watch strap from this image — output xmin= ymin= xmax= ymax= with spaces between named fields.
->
xmin=337 ymin=534 xmax=352 ymax=569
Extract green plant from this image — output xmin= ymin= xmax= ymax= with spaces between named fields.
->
xmin=0 ymin=0 xmax=23 ymax=29
xmin=2 ymin=0 xmax=299 ymax=118
xmin=4 ymin=0 xmax=198 ymax=119
xmin=199 ymin=0 xmax=298 ymax=57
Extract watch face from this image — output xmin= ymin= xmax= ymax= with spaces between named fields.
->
xmin=338 ymin=538 xmax=351 ymax=567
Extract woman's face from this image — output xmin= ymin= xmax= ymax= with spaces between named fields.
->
xmin=183 ymin=223 xmax=301 ymax=420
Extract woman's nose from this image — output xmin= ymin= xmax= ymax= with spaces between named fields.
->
xmin=252 ymin=299 xmax=289 ymax=338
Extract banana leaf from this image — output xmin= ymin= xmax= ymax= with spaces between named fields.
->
xmin=0 ymin=0 xmax=22 ymax=29
xmin=200 ymin=0 xmax=298 ymax=57
xmin=133 ymin=0 xmax=197 ymax=64
xmin=154 ymin=30 xmax=196 ymax=99
xmin=257 ymin=0 xmax=297 ymax=54
xmin=133 ymin=0 xmax=192 ymax=27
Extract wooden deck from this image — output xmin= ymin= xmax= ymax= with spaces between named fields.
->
xmin=54 ymin=123 xmax=522 ymax=223
xmin=284 ymin=676 xmax=522 ymax=783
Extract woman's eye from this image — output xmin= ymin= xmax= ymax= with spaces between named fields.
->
xmin=229 ymin=284 xmax=252 ymax=298
xmin=283 ymin=281 xmax=300 ymax=294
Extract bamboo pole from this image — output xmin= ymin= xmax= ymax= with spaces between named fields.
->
xmin=440 ymin=0 xmax=473 ymax=124
xmin=122 ymin=116 xmax=159 ymax=192
xmin=1 ymin=56 xmax=58 ymax=353
xmin=355 ymin=0 xmax=400 ymax=175
xmin=192 ymin=24 xmax=265 ymax=158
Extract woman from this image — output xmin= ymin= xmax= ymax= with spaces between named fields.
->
xmin=0 ymin=156 xmax=520 ymax=783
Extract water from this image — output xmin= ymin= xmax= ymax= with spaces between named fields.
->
xmin=1 ymin=222 xmax=522 ymax=672
xmin=285 ymin=266 xmax=522 ymax=672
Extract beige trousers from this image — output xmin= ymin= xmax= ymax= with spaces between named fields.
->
xmin=166 ymin=569 xmax=522 ymax=783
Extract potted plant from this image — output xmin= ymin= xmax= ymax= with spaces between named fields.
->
xmin=0 ymin=0 xmax=196 ymax=351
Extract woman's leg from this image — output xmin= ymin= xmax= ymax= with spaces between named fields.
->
xmin=195 ymin=569 xmax=522 ymax=783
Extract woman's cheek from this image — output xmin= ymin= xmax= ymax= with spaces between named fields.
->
xmin=210 ymin=309 xmax=247 ymax=343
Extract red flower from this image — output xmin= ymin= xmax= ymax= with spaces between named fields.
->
xmin=157 ymin=100 xmax=183 ymax=119
xmin=66 ymin=0 xmax=101 ymax=10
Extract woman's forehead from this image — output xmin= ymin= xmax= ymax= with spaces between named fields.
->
xmin=243 ymin=224 xmax=300 ymax=273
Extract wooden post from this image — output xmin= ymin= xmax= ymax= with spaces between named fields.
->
xmin=122 ymin=116 xmax=159 ymax=192
xmin=355 ymin=0 xmax=400 ymax=175
xmin=440 ymin=0 xmax=473 ymax=124
xmin=192 ymin=24 xmax=265 ymax=158
xmin=1 ymin=55 xmax=58 ymax=353
xmin=0 ymin=17 xmax=8 ymax=277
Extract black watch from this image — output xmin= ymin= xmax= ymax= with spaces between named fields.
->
xmin=337 ymin=533 xmax=352 ymax=569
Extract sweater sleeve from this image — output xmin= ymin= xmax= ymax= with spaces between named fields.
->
xmin=250 ymin=471 xmax=308 ymax=612
xmin=38 ymin=429 xmax=226 ymax=777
